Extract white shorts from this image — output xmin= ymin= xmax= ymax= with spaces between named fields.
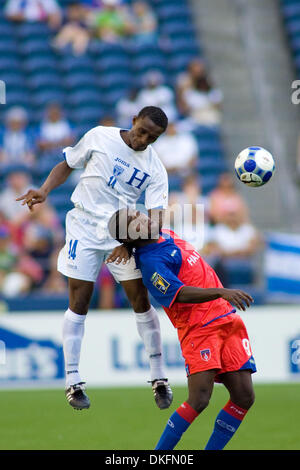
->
xmin=57 ymin=208 xmax=142 ymax=283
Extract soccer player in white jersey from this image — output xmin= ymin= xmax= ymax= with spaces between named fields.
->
xmin=16 ymin=106 xmax=173 ymax=411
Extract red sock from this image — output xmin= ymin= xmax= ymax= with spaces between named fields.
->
xmin=223 ymin=400 xmax=248 ymax=421
xmin=176 ymin=402 xmax=199 ymax=424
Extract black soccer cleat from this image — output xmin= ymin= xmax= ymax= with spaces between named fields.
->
xmin=151 ymin=378 xmax=173 ymax=410
xmin=65 ymin=382 xmax=90 ymax=410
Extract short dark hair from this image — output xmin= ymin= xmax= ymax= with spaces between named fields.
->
xmin=137 ymin=106 xmax=168 ymax=130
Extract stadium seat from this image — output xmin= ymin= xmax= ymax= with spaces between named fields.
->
xmin=0 ymin=56 xmax=20 ymax=71
xmin=167 ymin=53 xmax=198 ymax=75
xmin=98 ymin=71 xmax=131 ymax=90
xmin=19 ymin=39 xmax=54 ymax=56
xmin=22 ymin=56 xmax=58 ymax=74
xmin=0 ymin=38 xmax=18 ymax=56
xmin=200 ymin=173 xmax=221 ymax=195
xmin=48 ymin=193 xmax=74 ymax=211
xmin=14 ymin=21 xmax=51 ymax=40
xmin=0 ymin=22 xmax=14 ymax=38
xmin=95 ymin=54 xmax=130 ymax=72
xmin=59 ymin=54 xmax=94 ymax=74
xmin=167 ymin=36 xmax=200 ymax=55
xmin=160 ymin=20 xmax=196 ymax=38
xmin=5 ymin=89 xmax=30 ymax=108
xmin=131 ymin=55 xmax=166 ymax=75
xmin=64 ymin=72 xmax=99 ymax=90
xmin=67 ymin=89 xmax=102 ymax=107
xmin=28 ymin=73 xmax=62 ymax=91
xmin=156 ymin=4 xmax=191 ymax=21
xmin=197 ymin=157 xmax=227 ymax=175
xmin=100 ymin=88 xmax=129 ymax=108
xmin=71 ymin=106 xmax=103 ymax=125
xmin=31 ymin=89 xmax=66 ymax=108
xmin=0 ymin=72 xmax=24 ymax=89
xmin=222 ymin=258 xmax=256 ymax=286
xmin=151 ymin=0 xmax=188 ymax=8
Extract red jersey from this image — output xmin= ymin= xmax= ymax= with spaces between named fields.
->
xmin=135 ymin=229 xmax=234 ymax=340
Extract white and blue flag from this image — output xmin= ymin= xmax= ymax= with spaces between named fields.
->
xmin=264 ymin=232 xmax=300 ymax=301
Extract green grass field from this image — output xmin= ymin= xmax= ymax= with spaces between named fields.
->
xmin=0 ymin=383 xmax=299 ymax=450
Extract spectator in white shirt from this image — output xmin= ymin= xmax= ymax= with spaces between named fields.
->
xmin=116 ymin=88 xmax=140 ymax=129
xmin=176 ymin=58 xmax=222 ymax=129
xmin=5 ymin=0 xmax=62 ymax=29
xmin=0 ymin=166 xmax=33 ymax=225
xmin=129 ymin=1 xmax=158 ymax=45
xmin=203 ymin=209 xmax=262 ymax=287
xmin=137 ymin=71 xmax=178 ymax=122
xmin=153 ymin=121 xmax=198 ymax=177
xmin=38 ymin=103 xmax=74 ymax=153
xmin=0 ymin=107 xmax=35 ymax=168
xmin=166 ymin=175 xmax=209 ymax=252
xmin=204 ymin=210 xmax=262 ymax=259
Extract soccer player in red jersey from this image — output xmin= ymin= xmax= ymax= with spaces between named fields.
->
xmin=107 ymin=208 xmax=256 ymax=450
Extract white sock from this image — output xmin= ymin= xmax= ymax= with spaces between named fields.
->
xmin=62 ymin=308 xmax=86 ymax=388
xmin=135 ymin=305 xmax=166 ymax=382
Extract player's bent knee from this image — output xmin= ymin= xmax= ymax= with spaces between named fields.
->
xmin=187 ymin=396 xmax=210 ymax=414
xmin=234 ymin=390 xmax=255 ymax=410
xmin=130 ymin=292 xmax=151 ymax=313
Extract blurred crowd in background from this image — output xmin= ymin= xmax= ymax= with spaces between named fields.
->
xmin=0 ymin=0 xmax=263 ymax=308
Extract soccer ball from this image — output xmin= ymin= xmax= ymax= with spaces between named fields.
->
xmin=234 ymin=146 xmax=275 ymax=187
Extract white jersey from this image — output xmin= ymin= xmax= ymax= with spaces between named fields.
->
xmin=63 ymin=126 xmax=169 ymax=249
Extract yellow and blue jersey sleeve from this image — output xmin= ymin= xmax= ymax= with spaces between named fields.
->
xmin=139 ymin=251 xmax=184 ymax=308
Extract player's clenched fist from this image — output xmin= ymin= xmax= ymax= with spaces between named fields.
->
xmin=220 ymin=288 xmax=254 ymax=311
xmin=15 ymin=188 xmax=47 ymax=212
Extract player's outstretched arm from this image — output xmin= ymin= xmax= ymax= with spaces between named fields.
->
xmin=16 ymin=161 xmax=73 ymax=212
xmin=176 ymin=286 xmax=253 ymax=311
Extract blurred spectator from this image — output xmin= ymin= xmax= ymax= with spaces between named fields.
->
xmin=0 ymin=166 xmax=33 ymax=227
xmin=0 ymin=226 xmax=17 ymax=288
xmin=204 ymin=211 xmax=261 ymax=259
xmin=0 ymin=225 xmax=42 ymax=297
xmin=116 ymin=88 xmax=140 ymax=128
xmin=137 ymin=70 xmax=177 ymax=122
xmin=52 ymin=2 xmax=90 ymax=56
xmin=208 ymin=172 xmax=249 ymax=225
xmin=0 ymin=107 xmax=35 ymax=167
xmin=92 ymin=0 xmax=132 ymax=43
xmin=129 ymin=1 xmax=158 ymax=45
xmin=176 ymin=58 xmax=223 ymax=128
xmin=5 ymin=0 xmax=62 ymax=29
xmin=203 ymin=210 xmax=262 ymax=287
xmin=38 ymin=103 xmax=74 ymax=153
xmin=42 ymin=249 xmax=67 ymax=293
xmin=21 ymin=202 xmax=64 ymax=284
xmin=22 ymin=201 xmax=64 ymax=249
xmin=166 ymin=175 xmax=209 ymax=251
xmin=153 ymin=121 xmax=198 ymax=179
xmin=96 ymin=265 xmax=116 ymax=309
xmin=99 ymin=115 xmax=116 ymax=127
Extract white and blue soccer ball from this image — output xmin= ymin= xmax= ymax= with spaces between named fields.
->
xmin=234 ymin=146 xmax=275 ymax=187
